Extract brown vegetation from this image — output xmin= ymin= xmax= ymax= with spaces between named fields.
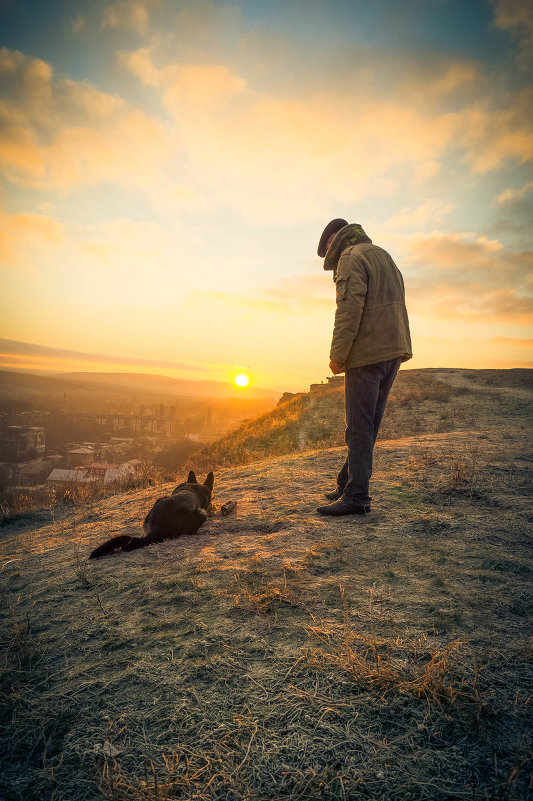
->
xmin=0 ymin=369 xmax=531 ymax=800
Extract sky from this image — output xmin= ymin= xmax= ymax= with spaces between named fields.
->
xmin=0 ymin=0 xmax=532 ymax=392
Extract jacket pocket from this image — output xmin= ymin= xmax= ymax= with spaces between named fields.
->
xmin=335 ymin=277 xmax=348 ymax=301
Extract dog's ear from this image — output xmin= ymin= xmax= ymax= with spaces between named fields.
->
xmin=204 ymin=471 xmax=214 ymax=490
xmin=187 ymin=471 xmax=197 ymax=484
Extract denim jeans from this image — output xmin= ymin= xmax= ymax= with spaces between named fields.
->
xmin=336 ymin=358 xmax=402 ymax=506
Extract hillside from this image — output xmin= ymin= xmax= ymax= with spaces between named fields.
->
xmin=0 ymin=370 xmax=89 ymax=397
xmin=1 ymin=369 xmax=532 ymax=800
xmin=199 ymin=368 xmax=532 ymax=467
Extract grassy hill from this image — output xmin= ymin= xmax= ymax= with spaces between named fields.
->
xmin=1 ymin=368 xmax=532 ymax=800
xmin=199 ymin=368 xmax=532 ymax=468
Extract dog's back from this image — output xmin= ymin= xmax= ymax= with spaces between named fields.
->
xmin=143 ymin=493 xmax=207 ymax=539
xmin=90 ymin=471 xmax=214 ymax=558
xmin=143 ymin=471 xmax=213 ymax=541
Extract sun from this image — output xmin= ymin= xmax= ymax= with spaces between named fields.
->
xmin=234 ymin=373 xmax=250 ymax=387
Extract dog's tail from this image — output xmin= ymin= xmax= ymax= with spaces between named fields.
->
xmin=89 ymin=534 xmax=149 ymax=559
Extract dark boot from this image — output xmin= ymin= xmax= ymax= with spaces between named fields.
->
xmin=317 ymin=499 xmax=371 ymax=516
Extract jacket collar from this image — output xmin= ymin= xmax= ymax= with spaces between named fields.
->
xmin=323 ymin=224 xmax=372 ymax=276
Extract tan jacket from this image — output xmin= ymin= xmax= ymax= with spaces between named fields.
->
xmin=330 ymin=242 xmax=412 ymax=370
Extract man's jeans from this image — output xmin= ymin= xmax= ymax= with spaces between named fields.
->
xmin=336 ymin=358 xmax=402 ymax=506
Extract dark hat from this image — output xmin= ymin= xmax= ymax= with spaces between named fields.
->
xmin=317 ymin=218 xmax=348 ymax=257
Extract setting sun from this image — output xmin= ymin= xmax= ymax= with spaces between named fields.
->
xmin=234 ymin=373 xmax=250 ymax=388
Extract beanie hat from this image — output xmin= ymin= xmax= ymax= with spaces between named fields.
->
xmin=317 ymin=218 xmax=348 ymax=257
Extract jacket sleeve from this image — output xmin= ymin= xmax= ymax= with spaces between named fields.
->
xmin=329 ymin=252 xmax=368 ymax=365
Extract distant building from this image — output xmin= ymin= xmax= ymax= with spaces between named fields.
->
xmin=310 ymin=376 xmax=344 ymax=393
xmin=8 ymin=411 xmax=50 ymax=427
xmin=86 ymin=460 xmax=143 ymax=485
xmin=0 ymin=426 xmax=46 ymax=461
xmin=95 ymin=414 xmax=183 ymax=436
xmin=66 ymin=447 xmax=95 ymax=468
xmin=86 ymin=462 xmax=120 ymax=480
xmin=48 ymin=468 xmax=91 ymax=486
xmin=48 ymin=459 xmax=142 ymax=488
xmin=13 ymin=460 xmax=53 ymax=487
xmin=327 ymin=375 xmax=344 ymax=387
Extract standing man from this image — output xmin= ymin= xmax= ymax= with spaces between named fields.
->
xmin=316 ymin=219 xmax=412 ymax=516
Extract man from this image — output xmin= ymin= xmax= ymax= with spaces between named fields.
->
xmin=316 ymin=218 xmax=412 ymax=516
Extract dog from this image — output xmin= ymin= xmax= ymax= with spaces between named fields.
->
xmin=89 ymin=471 xmax=214 ymax=559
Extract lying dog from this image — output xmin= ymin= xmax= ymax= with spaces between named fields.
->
xmin=89 ymin=471 xmax=214 ymax=559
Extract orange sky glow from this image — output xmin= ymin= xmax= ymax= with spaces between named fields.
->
xmin=0 ymin=0 xmax=532 ymax=391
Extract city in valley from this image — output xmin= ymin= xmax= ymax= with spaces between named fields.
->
xmin=0 ymin=370 xmax=278 ymax=511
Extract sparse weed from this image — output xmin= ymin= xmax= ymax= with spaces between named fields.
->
xmin=74 ymin=547 xmax=94 ymax=588
xmin=1 ymin=468 xmax=162 ymax=523
xmin=4 ymin=603 xmax=35 ymax=668
xmin=406 ymin=442 xmax=486 ymax=499
xmin=229 ymin=567 xmax=302 ymax=614
xmin=307 ymin=587 xmax=484 ymax=709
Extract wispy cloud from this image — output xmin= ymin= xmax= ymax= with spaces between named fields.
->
xmin=0 ymin=338 xmax=199 ymax=372
xmin=101 ymin=1 xmax=154 ymax=34
xmin=189 ymin=273 xmax=333 ymax=316
xmin=404 ymin=232 xmax=533 ymax=326
xmin=0 ymin=47 xmax=172 ymax=198
xmin=120 ymin=47 xmax=472 ymax=220
xmin=0 ymin=211 xmax=64 ymax=266
xmin=496 ymin=180 xmax=533 ymax=206
xmin=491 ymin=0 xmax=533 ymax=65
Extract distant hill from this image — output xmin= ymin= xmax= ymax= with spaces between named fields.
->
xmin=56 ymin=372 xmax=281 ymax=400
xmin=0 ymin=370 xmax=91 ymax=396
xmin=0 ymin=370 xmax=280 ymax=402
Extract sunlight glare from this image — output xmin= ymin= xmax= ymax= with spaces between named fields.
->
xmin=234 ymin=373 xmax=250 ymax=387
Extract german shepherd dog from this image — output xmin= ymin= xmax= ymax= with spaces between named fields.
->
xmin=89 ymin=471 xmax=214 ymax=559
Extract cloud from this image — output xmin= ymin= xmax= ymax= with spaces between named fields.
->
xmin=1 ymin=20 xmax=531 ymax=227
xmin=458 ymin=87 xmax=533 ymax=173
xmin=71 ymin=15 xmax=87 ymax=34
xmin=491 ymin=0 xmax=533 ymax=65
xmin=404 ymin=232 xmax=533 ymax=326
xmin=412 ymin=160 xmax=442 ymax=185
xmin=188 ymin=272 xmax=333 ymax=316
xmin=0 ymin=47 xmax=173 ymax=198
xmin=120 ymin=47 xmax=469 ymax=221
xmin=0 ymin=338 xmax=198 ymax=371
xmin=496 ymin=180 xmax=533 ymax=206
xmin=101 ymin=1 xmax=153 ymax=34
xmin=0 ymin=211 xmax=64 ymax=266
xmin=491 ymin=181 xmax=533 ymax=245
xmin=117 ymin=27 xmax=533 ymax=220
xmin=409 ymin=334 xmax=533 ymax=369
xmin=384 ymin=200 xmax=455 ymax=230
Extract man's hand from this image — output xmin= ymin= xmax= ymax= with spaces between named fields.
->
xmin=329 ymin=360 xmax=344 ymax=375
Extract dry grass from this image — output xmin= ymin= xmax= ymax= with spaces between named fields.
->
xmin=307 ymin=586 xmax=485 ymax=708
xmin=1 ymin=372 xmax=532 ymax=800
xmin=404 ymin=441 xmax=486 ymax=499
xmin=1 ymin=466 xmax=163 ymax=525
xmin=228 ymin=565 xmax=303 ymax=615
xmin=198 ymin=369 xmax=503 ymax=472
